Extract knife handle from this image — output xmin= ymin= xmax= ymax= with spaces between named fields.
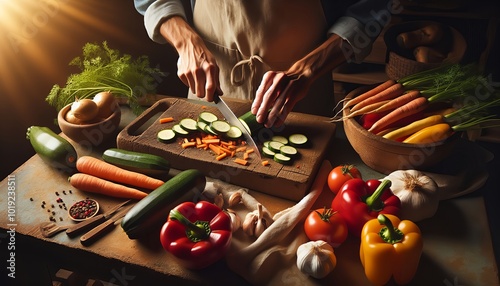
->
xmin=66 ymin=214 xmax=105 ymax=237
xmin=80 ymin=219 xmax=116 ymax=246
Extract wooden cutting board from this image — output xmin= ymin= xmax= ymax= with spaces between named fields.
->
xmin=116 ymin=97 xmax=336 ymax=201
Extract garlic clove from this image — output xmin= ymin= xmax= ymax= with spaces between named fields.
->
xmin=228 ymin=191 xmax=243 ymax=207
xmin=226 ymin=209 xmax=241 ymax=232
xmin=242 ymin=211 xmax=258 ymax=236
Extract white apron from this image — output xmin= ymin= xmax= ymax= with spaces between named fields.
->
xmin=191 ymin=0 xmax=335 ymax=117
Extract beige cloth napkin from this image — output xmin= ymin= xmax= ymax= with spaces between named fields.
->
xmin=203 ymin=160 xmax=332 ymax=285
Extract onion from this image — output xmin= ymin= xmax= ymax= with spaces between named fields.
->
xmin=71 ymin=98 xmax=98 ymax=122
xmin=93 ymin=91 xmax=117 ymax=118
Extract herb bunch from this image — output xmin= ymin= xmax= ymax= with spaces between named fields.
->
xmin=46 ymin=41 xmax=165 ymax=115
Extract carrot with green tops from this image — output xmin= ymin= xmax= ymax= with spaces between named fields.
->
xmin=69 ymin=173 xmax=148 ymax=200
xmin=368 ymin=96 xmax=429 ymax=134
xmin=344 ymin=79 xmax=396 ymax=109
xmin=370 ymin=90 xmax=421 ymax=114
xmin=349 ymin=82 xmax=404 ymax=113
xmin=76 ymin=156 xmax=164 ymax=190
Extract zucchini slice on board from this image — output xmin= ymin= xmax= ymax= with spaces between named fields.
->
xmin=267 ymin=141 xmax=285 ymax=153
xmin=262 ymin=146 xmax=276 ymax=158
xmin=179 ymin=118 xmax=198 ymax=133
xmin=198 ymin=111 xmax=218 ymax=125
xmin=289 ymin=133 xmax=308 ymax=147
xmin=225 ymin=126 xmax=243 ymax=139
xmin=210 ymin=120 xmax=231 ymax=135
xmin=280 ymin=145 xmax=298 ymax=158
xmin=274 ymin=153 xmax=292 ymax=165
xmin=172 ymin=124 xmax=189 ymax=136
xmin=157 ymin=129 xmax=176 ymax=143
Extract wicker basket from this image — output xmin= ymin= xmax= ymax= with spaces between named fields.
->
xmin=384 ymin=21 xmax=467 ymax=80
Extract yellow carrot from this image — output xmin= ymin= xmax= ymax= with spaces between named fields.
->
xmin=403 ymin=123 xmax=453 ymax=144
xmin=383 ymin=114 xmax=445 ymax=141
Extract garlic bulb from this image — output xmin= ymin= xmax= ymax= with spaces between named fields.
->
xmin=226 ymin=209 xmax=241 ymax=232
xmin=242 ymin=203 xmax=268 ymax=237
xmin=296 ymin=240 xmax=337 ymax=279
xmin=384 ymin=170 xmax=439 ymax=222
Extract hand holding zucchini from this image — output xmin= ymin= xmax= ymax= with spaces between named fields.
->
xmin=26 ymin=126 xmax=78 ymax=172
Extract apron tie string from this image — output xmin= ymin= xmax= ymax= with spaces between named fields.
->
xmin=230 ymin=55 xmax=265 ymax=87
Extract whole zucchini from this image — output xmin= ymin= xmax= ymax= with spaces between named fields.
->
xmin=121 ymin=169 xmax=206 ymax=239
xmin=26 ymin=126 xmax=78 ymax=172
xmin=102 ymin=148 xmax=170 ymax=178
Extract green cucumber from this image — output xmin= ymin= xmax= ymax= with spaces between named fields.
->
xmin=280 ymin=145 xmax=298 ymax=158
xmin=197 ymin=121 xmax=208 ymax=132
xmin=267 ymin=141 xmax=285 ymax=153
xmin=262 ymin=146 xmax=276 ymax=158
xmin=121 ymin=169 xmax=206 ymax=239
xmin=289 ymin=133 xmax=308 ymax=147
xmin=102 ymin=148 xmax=171 ymax=177
xmin=238 ymin=110 xmax=264 ymax=135
xmin=210 ymin=120 xmax=231 ymax=134
xmin=274 ymin=153 xmax=292 ymax=165
xmin=179 ymin=118 xmax=198 ymax=132
xmin=198 ymin=111 xmax=218 ymax=124
xmin=172 ymin=124 xmax=189 ymax=136
xmin=225 ymin=126 xmax=242 ymax=139
xmin=26 ymin=126 xmax=77 ymax=172
xmin=157 ymin=129 xmax=176 ymax=143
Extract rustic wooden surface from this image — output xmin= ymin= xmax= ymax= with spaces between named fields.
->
xmin=1 ymin=105 xmax=498 ymax=285
xmin=116 ymin=97 xmax=336 ymax=201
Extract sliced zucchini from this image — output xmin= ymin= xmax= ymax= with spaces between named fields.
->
xmin=157 ymin=129 xmax=176 ymax=143
xmin=238 ymin=119 xmax=252 ymax=134
xmin=271 ymin=135 xmax=288 ymax=145
xmin=198 ymin=111 xmax=218 ymax=124
xmin=197 ymin=121 xmax=208 ymax=132
xmin=262 ymin=146 xmax=276 ymax=158
xmin=280 ymin=145 xmax=298 ymax=158
xmin=210 ymin=120 xmax=231 ymax=134
xmin=289 ymin=133 xmax=308 ymax=147
xmin=267 ymin=141 xmax=285 ymax=153
xmin=274 ymin=153 xmax=292 ymax=165
xmin=238 ymin=110 xmax=264 ymax=135
xmin=179 ymin=118 xmax=198 ymax=132
xmin=225 ymin=126 xmax=242 ymax=139
xmin=172 ymin=124 xmax=189 ymax=136
xmin=204 ymin=125 xmax=218 ymax=136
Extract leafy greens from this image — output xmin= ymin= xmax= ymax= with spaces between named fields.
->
xmin=46 ymin=41 xmax=165 ymax=115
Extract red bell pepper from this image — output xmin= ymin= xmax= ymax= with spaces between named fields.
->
xmin=331 ymin=178 xmax=400 ymax=237
xmin=160 ymin=201 xmax=232 ymax=269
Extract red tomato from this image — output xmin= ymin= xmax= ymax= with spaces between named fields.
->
xmin=304 ymin=207 xmax=348 ymax=247
xmin=327 ymin=164 xmax=362 ymax=194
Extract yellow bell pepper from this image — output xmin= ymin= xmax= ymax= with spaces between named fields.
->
xmin=360 ymin=214 xmax=423 ymax=286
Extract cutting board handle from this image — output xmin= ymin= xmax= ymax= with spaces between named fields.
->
xmin=117 ymin=98 xmax=176 ymax=147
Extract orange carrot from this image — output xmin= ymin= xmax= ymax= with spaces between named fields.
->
xmin=243 ymin=152 xmax=249 ymax=160
xmin=368 ymin=96 xmax=429 ymax=134
xmin=181 ymin=141 xmax=196 ymax=148
xmin=159 ymin=117 xmax=174 ymax=124
xmin=208 ymin=144 xmax=221 ymax=155
xmin=371 ymin=90 xmax=421 ymax=114
xmin=76 ymin=156 xmax=164 ymax=190
xmin=69 ymin=173 xmax=148 ymax=200
xmin=261 ymin=160 xmax=270 ymax=166
xmin=236 ymin=146 xmax=247 ymax=152
xmin=234 ymin=158 xmax=248 ymax=166
xmin=202 ymin=138 xmax=221 ymax=145
xmin=350 ymin=82 xmax=404 ymax=113
xmin=216 ymin=152 xmax=227 ymax=161
xmin=347 ymin=100 xmax=391 ymax=119
xmin=344 ymin=79 xmax=396 ymax=109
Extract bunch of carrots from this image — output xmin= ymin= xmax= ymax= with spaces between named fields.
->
xmin=69 ymin=156 xmax=164 ymax=200
xmin=334 ymin=64 xmax=500 ymax=144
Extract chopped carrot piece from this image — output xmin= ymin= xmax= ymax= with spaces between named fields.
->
xmin=201 ymin=105 xmax=207 ymax=109
xmin=234 ymin=158 xmax=248 ymax=166
xmin=181 ymin=142 xmax=196 ymax=148
xmin=159 ymin=117 xmax=174 ymax=124
xmin=197 ymin=143 xmax=207 ymax=149
xmin=209 ymin=144 xmax=221 ymax=155
xmin=261 ymin=160 xmax=270 ymax=166
xmin=216 ymin=153 xmax=227 ymax=161
xmin=243 ymin=152 xmax=249 ymax=160
xmin=246 ymin=148 xmax=254 ymax=154
xmin=202 ymin=138 xmax=221 ymax=145
xmin=219 ymin=146 xmax=233 ymax=155
xmin=196 ymin=137 xmax=202 ymax=145
xmin=236 ymin=146 xmax=247 ymax=152
xmin=183 ymin=138 xmax=189 ymax=144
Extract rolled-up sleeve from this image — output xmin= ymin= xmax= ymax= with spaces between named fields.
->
xmin=134 ymin=0 xmax=187 ymax=44
xmin=328 ymin=0 xmax=392 ymax=62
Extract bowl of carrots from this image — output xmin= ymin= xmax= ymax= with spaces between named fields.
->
xmin=341 ymin=85 xmax=458 ymax=174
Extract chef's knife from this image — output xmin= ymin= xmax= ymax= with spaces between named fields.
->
xmin=213 ymin=94 xmax=262 ymax=159
xmin=66 ymin=200 xmax=132 ymax=237
xmin=79 ymin=204 xmax=134 ymax=246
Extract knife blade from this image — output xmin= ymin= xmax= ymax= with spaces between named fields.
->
xmin=79 ymin=204 xmax=134 ymax=246
xmin=213 ymin=94 xmax=262 ymax=159
xmin=66 ymin=200 xmax=132 ymax=237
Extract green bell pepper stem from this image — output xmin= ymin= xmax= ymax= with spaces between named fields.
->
xmin=377 ymin=214 xmax=404 ymax=244
xmin=169 ymin=209 xmax=210 ymax=242
xmin=365 ymin=179 xmax=392 ymax=211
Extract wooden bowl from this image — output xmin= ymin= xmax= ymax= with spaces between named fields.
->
xmin=58 ymin=102 xmax=121 ymax=146
xmin=343 ymin=87 xmax=457 ymax=174
xmin=384 ymin=20 xmax=467 ymax=80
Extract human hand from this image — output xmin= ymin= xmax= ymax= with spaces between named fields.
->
xmin=251 ymin=71 xmax=310 ymax=128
